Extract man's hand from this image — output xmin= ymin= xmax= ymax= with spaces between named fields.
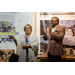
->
xmin=49 ymin=27 xmax=52 ymax=33
xmin=22 ymin=45 xmax=27 ymax=49
xmin=42 ymin=27 xmax=46 ymax=34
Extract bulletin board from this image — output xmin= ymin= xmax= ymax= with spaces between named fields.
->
xmin=0 ymin=12 xmax=32 ymax=52
xmin=40 ymin=12 xmax=75 ymax=54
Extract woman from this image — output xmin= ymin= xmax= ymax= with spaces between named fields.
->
xmin=10 ymin=24 xmax=38 ymax=62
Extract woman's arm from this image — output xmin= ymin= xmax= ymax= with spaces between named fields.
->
xmin=13 ymin=38 xmax=17 ymax=46
xmin=9 ymin=35 xmax=17 ymax=46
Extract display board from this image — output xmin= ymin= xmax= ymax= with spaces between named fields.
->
xmin=40 ymin=12 xmax=75 ymax=54
xmin=0 ymin=12 xmax=32 ymax=52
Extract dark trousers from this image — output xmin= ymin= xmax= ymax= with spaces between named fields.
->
xmin=48 ymin=53 xmax=61 ymax=62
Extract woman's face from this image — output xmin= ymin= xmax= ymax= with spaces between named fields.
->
xmin=25 ymin=25 xmax=32 ymax=34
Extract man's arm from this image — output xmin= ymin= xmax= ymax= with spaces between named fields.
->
xmin=42 ymin=27 xmax=51 ymax=40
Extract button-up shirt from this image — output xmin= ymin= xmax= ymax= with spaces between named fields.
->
xmin=52 ymin=25 xmax=58 ymax=32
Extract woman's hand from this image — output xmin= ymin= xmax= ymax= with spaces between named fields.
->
xmin=22 ymin=45 xmax=27 ymax=49
xmin=9 ymin=35 xmax=15 ymax=40
xmin=9 ymin=35 xmax=17 ymax=46
xmin=22 ymin=45 xmax=31 ymax=49
xmin=49 ymin=27 xmax=52 ymax=33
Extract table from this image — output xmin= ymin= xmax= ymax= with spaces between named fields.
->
xmin=62 ymin=55 xmax=75 ymax=62
xmin=37 ymin=54 xmax=75 ymax=62
xmin=37 ymin=54 xmax=48 ymax=62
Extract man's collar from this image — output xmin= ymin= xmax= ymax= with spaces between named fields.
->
xmin=52 ymin=25 xmax=58 ymax=29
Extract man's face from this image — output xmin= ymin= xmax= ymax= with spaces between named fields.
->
xmin=51 ymin=18 xmax=58 ymax=27
xmin=25 ymin=25 xmax=32 ymax=34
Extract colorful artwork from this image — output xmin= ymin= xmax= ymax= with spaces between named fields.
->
xmin=0 ymin=21 xmax=15 ymax=35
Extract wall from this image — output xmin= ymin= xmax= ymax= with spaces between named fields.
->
xmin=35 ymin=12 xmax=40 ymax=54
xmin=32 ymin=12 xmax=40 ymax=54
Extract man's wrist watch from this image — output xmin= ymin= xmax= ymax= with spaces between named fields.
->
xmin=43 ymin=33 xmax=46 ymax=36
xmin=44 ymin=33 xmax=46 ymax=35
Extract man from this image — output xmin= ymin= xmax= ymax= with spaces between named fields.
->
xmin=42 ymin=17 xmax=65 ymax=62
xmin=10 ymin=24 xmax=38 ymax=62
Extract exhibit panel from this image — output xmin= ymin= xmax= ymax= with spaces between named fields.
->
xmin=40 ymin=12 xmax=75 ymax=61
xmin=0 ymin=12 xmax=32 ymax=52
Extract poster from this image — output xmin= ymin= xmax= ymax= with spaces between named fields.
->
xmin=40 ymin=12 xmax=75 ymax=54
xmin=0 ymin=12 xmax=32 ymax=52
xmin=0 ymin=49 xmax=15 ymax=62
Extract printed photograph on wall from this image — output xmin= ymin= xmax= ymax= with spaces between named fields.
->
xmin=63 ymin=45 xmax=75 ymax=56
xmin=60 ymin=20 xmax=75 ymax=36
xmin=63 ymin=36 xmax=75 ymax=56
xmin=0 ymin=49 xmax=15 ymax=62
xmin=63 ymin=36 xmax=75 ymax=45
xmin=0 ymin=21 xmax=15 ymax=35
xmin=40 ymin=20 xmax=51 ymax=35
xmin=0 ymin=35 xmax=16 ymax=49
xmin=40 ymin=20 xmax=75 ymax=36
xmin=40 ymin=37 xmax=48 ymax=54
